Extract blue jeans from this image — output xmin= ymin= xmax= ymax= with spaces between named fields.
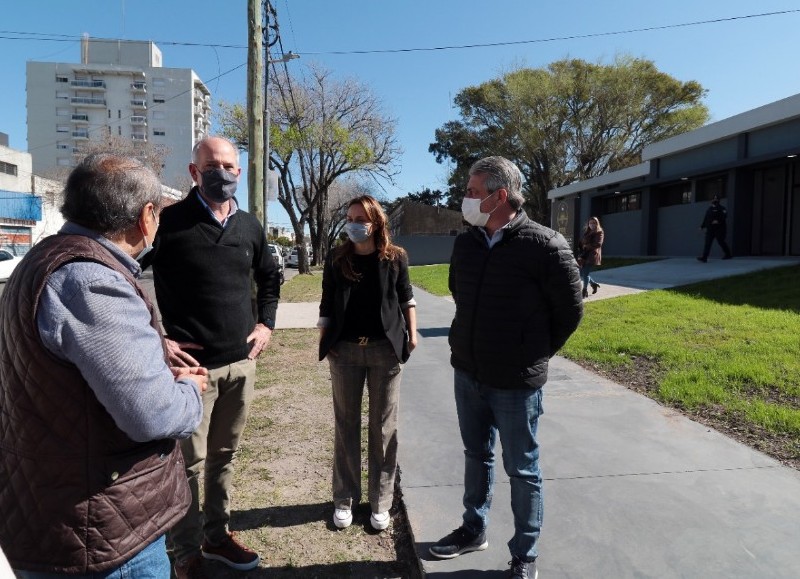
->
xmin=454 ymin=369 xmax=543 ymax=562
xmin=580 ymin=263 xmax=596 ymax=291
xmin=14 ymin=535 xmax=169 ymax=578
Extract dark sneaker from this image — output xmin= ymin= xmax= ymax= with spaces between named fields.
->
xmin=201 ymin=532 xmax=260 ymax=570
xmin=509 ymin=556 xmax=538 ymax=579
xmin=429 ymin=526 xmax=488 ymax=559
xmin=174 ymin=554 xmax=209 ymax=579
xmin=696 ymin=256 xmax=707 ymax=263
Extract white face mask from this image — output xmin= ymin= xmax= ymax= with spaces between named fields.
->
xmin=135 ymin=208 xmax=158 ymax=263
xmin=461 ymin=191 xmax=497 ymax=227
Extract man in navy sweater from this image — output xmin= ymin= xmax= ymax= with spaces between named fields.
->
xmin=144 ymin=136 xmax=281 ymax=578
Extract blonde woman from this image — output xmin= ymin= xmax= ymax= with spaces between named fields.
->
xmin=318 ymin=195 xmax=417 ymax=532
xmin=578 ymin=216 xmax=604 ymax=298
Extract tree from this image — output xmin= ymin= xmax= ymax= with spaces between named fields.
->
xmin=429 ymin=56 xmax=709 ymax=223
xmin=270 ymin=64 xmax=399 ymax=272
xmin=41 ymin=134 xmax=172 ymax=187
xmin=217 ymin=66 xmax=400 ymax=273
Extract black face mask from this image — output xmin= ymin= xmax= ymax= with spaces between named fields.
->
xmin=199 ymin=168 xmax=238 ymax=202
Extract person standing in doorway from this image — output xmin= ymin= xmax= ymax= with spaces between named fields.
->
xmin=578 ymin=216 xmax=604 ymax=298
xmin=318 ymin=195 xmax=417 ymax=534
xmin=143 ymin=136 xmax=281 ymax=578
xmin=429 ymin=156 xmax=583 ymax=578
xmin=697 ymin=194 xmax=732 ymax=262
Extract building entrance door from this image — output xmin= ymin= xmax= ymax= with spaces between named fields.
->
xmin=751 ymin=166 xmax=787 ymax=255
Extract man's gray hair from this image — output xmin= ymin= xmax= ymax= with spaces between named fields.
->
xmin=191 ymin=136 xmax=240 ymax=164
xmin=469 ymin=156 xmax=525 ymax=210
xmin=61 ymin=153 xmax=162 ymax=236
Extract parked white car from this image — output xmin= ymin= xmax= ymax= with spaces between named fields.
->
xmin=268 ymin=243 xmax=284 ymax=269
xmin=286 ymin=247 xmax=299 ymax=268
xmin=268 ymin=243 xmax=285 ymax=284
xmin=0 ymin=249 xmax=22 ymax=280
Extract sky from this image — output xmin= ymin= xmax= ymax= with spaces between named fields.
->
xmin=1 ymin=1 xmax=799 ymax=229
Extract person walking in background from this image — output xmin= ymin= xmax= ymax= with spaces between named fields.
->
xmin=0 ymin=154 xmax=206 ymax=577
xmin=697 ymin=194 xmax=732 ymax=262
xmin=318 ymin=195 xmax=417 ymax=533
xmin=142 ymin=136 xmax=281 ymax=578
xmin=578 ymin=216 xmax=605 ymax=298
xmin=429 ymin=156 xmax=582 ymax=578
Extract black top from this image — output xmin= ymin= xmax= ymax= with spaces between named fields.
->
xmin=319 ymin=248 xmax=415 ymax=363
xmin=340 ymin=252 xmax=385 ymax=340
xmin=448 ymin=211 xmax=584 ymax=389
xmin=143 ymin=188 xmax=281 ymax=368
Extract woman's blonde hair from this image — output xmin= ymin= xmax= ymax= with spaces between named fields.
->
xmin=333 ymin=195 xmax=406 ymax=281
xmin=584 ymin=216 xmax=603 ymax=234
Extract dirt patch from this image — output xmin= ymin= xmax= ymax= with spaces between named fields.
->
xmin=582 ymin=358 xmax=800 ymax=471
xmin=192 ymin=329 xmax=421 ymax=579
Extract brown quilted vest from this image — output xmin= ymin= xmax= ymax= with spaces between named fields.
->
xmin=0 ymin=234 xmax=191 ymax=573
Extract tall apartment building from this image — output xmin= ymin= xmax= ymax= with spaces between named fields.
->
xmin=27 ymin=37 xmax=211 ymax=188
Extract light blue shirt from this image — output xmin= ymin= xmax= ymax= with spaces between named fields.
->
xmin=36 ymin=223 xmax=203 ymax=442
xmin=196 ymin=190 xmax=239 ymax=227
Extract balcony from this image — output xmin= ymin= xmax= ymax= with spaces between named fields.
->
xmin=71 ymin=79 xmax=106 ymax=89
xmin=130 ymin=116 xmax=147 ymax=126
xmin=71 ymin=130 xmax=89 ymax=140
xmin=194 ymin=89 xmax=207 ymax=102
xmin=131 ymin=134 xmax=147 ymax=142
xmin=71 ymin=97 xmax=105 ymax=107
xmin=130 ymin=82 xmax=147 ymax=92
xmin=130 ymin=99 xmax=147 ymax=110
xmin=71 ymin=113 xmax=89 ymax=123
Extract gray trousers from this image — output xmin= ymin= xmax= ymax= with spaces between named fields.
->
xmin=328 ymin=339 xmax=403 ymax=514
xmin=169 ymin=358 xmax=256 ymax=563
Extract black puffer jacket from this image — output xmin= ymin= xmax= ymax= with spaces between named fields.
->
xmin=448 ymin=211 xmax=583 ymax=389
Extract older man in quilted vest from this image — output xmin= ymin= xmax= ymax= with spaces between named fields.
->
xmin=0 ymin=154 xmax=206 ymax=577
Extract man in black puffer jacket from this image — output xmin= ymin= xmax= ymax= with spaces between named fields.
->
xmin=429 ymin=156 xmax=583 ymax=579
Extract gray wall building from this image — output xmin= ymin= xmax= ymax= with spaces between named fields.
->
xmin=27 ymin=37 xmax=211 ymax=189
xmin=549 ymin=93 xmax=800 ymax=258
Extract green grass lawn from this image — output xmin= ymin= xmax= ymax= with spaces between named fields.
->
xmin=409 ymin=261 xmax=800 ymax=462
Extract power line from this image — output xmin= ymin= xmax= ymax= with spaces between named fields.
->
xmin=0 ymin=9 xmax=798 ymax=56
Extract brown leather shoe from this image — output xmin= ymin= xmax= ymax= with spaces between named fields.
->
xmin=202 ymin=531 xmax=260 ymax=570
xmin=174 ymin=554 xmax=209 ymax=579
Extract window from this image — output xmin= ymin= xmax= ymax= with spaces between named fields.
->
xmin=56 ymin=91 xmax=69 ymax=99
xmin=153 ymin=129 xmax=166 ymax=136
xmin=658 ymin=182 xmax=692 ymax=207
xmin=696 ymin=175 xmax=726 ymax=202
xmin=56 ymin=125 xmax=69 ymax=133
xmin=118 ymin=126 xmax=122 ymax=136
xmin=56 ymin=75 xmax=68 ymax=83
xmin=0 ymin=161 xmax=18 ymax=176
xmin=56 ymin=142 xmax=70 ymax=150
xmin=153 ymin=94 xmax=166 ymax=104
xmin=118 ymin=110 xmax=122 ymax=119
xmin=602 ymin=191 xmax=641 ymax=214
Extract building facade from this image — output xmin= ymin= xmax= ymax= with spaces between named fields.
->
xmin=549 ymin=93 xmax=800 ymax=258
xmin=27 ymin=37 xmax=211 ymax=189
xmin=0 ymin=133 xmax=63 ymax=256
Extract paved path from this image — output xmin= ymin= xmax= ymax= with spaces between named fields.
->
xmin=397 ymin=257 xmax=800 ymax=578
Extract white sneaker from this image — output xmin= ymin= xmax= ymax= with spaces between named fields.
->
xmin=333 ymin=508 xmax=352 ymax=529
xmin=370 ymin=511 xmax=390 ymax=531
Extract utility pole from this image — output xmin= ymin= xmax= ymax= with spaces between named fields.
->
xmin=247 ymin=0 xmax=264 ymax=227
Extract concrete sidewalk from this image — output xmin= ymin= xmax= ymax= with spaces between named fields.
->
xmin=397 ymin=258 xmax=800 ymax=578
xmin=274 ymin=257 xmax=800 ymax=577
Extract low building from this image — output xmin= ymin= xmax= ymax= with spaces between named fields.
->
xmin=548 ymin=93 xmax=800 ymax=257
xmin=388 ymin=200 xmax=465 ymax=265
xmin=0 ymin=133 xmax=63 ymax=255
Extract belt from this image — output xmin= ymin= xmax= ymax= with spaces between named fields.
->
xmin=342 ymin=336 xmax=384 ymax=346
